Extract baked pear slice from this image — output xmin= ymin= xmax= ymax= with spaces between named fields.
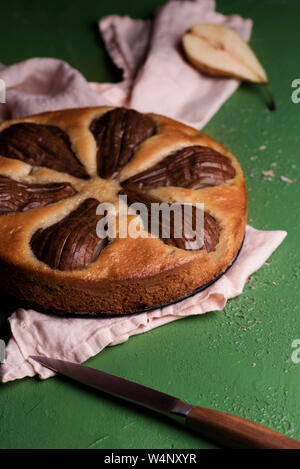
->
xmin=182 ymin=23 xmax=275 ymax=109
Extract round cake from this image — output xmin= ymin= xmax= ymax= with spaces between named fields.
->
xmin=0 ymin=106 xmax=247 ymax=315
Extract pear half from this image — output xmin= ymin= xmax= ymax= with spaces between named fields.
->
xmin=182 ymin=23 xmax=268 ymax=84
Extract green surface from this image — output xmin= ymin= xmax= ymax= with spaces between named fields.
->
xmin=0 ymin=0 xmax=299 ymax=449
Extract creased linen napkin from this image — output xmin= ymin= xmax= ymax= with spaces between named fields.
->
xmin=0 ymin=0 xmax=286 ymax=382
xmin=0 ymin=0 xmax=252 ymax=128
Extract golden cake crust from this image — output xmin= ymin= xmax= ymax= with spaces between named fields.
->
xmin=0 ymin=107 xmax=247 ymax=314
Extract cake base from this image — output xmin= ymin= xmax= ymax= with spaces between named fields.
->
xmin=14 ymin=238 xmax=243 ymax=319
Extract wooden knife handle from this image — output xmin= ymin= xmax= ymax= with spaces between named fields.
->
xmin=185 ymin=406 xmax=300 ymax=449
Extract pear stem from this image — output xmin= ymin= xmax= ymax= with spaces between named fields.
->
xmin=265 ymin=83 xmax=276 ymax=111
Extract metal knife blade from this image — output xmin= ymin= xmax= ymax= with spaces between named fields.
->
xmin=30 ymin=356 xmax=192 ymax=417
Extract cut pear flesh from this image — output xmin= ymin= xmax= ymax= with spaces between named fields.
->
xmin=182 ymin=23 xmax=268 ymax=84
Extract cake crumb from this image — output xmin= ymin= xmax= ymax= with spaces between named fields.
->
xmin=262 ymin=169 xmax=274 ymax=177
xmin=280 ymin=175 xmax=294 ymax=183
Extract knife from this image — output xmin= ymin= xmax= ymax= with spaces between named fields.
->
xmin=30 ymin=356 xmax=300 ymax=449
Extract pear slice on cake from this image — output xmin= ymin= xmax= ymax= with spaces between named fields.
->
xmin=182 ymin=23 xmax=275 ymax=109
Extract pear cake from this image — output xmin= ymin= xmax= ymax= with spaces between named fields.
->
xmin=0 ymin=107 xmax=247 ymax=315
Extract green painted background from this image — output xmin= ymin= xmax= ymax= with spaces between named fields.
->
xmin=0 ymin=0 xmax=299 ymax=449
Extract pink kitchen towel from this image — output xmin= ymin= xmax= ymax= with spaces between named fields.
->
xmin=0 ymin=0 xmax=252 ymax=128
xmin=0 ymin=0 xmax=286 ymax=382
